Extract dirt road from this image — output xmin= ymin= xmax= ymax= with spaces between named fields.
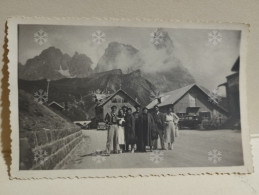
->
xmin=61 ymin=129 xmax=243 ymax=169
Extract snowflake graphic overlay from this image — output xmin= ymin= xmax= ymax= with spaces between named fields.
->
xmin=34 ymin=89 xmax=48 ymax=104
xmin=150 ymin=150 xmax=164 ymax=164
xmin=33 ymin=148 xmax=48 ymax=165
xmin=92 ymin=149 xmax=106 ymax=164
xmin=208 ymin=88 xmax=222 ymax=104
xmin=208 ymin=30 xmax=222 ymax=46
xmin=208 ymin=149 xmax=222 ymax=164
xmin=92 ymin=30 xmax=106 ymax=45
xmin=34 ymin=29 xmax=48 ymax=46
xmin=150 ymin=29 xmax=164 ymax=46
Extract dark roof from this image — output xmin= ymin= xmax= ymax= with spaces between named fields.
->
xmin=226 ymin=72 xmax=239 ymax=79
xmin=146 ymin=84 xmax=228 ymax=114
xmin=231 ymin=57 xmax=240 ymax=72
xmin=96 ymin=89 xmax=140 ymax=107
xmin=147 ymin=84 xmax=195 ymax=109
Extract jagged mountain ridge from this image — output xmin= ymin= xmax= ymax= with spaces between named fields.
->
xmin=95 ymin=42 xmax=144 ymax=73
xmin=19 ymin=47 xmax=93 ymax=80
xmin=19 ymin=29 xmax=196 ymax=93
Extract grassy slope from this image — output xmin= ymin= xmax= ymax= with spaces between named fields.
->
xmin=19 ymin=89 xmax=79 ymax=132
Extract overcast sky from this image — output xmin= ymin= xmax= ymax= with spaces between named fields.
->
xmin=18 ymin=25 xmax=240 ymax=92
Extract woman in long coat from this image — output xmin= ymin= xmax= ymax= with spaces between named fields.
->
xmin=124 ymin=108 xmax=136 ymax=153
xmin=138 ymin=108 xmax=157 ymax=152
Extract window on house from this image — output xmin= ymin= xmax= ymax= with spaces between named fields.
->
xmin=189 ymin=94 xmax=196 ymax=107
xmin=112 ymin=98 xmax=117 ymax=103
xmin=177 ymin=113 xmax=187 ymax=118
xmin=199 ymin=112 xmax=211 ymax=120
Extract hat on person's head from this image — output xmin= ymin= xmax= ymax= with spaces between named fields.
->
xmin=168 ymin=106 xmax=174 ymax=111
xmin=111 ymin=105 xmax=117 ymax=109
xmin=122 ymin=105 xmax=128 ymax=109
xmin=142 ymin=107 xmax=148 ymax=111
xmin=134 ymin=105 xmax=141 ymax=109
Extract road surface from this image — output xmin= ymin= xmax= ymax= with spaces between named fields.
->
xmin=61 ymin=129 xmax=243 ymax=169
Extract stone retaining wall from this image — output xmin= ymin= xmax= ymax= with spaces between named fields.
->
xmin=19 ymin=127 xmax=82 ymax=170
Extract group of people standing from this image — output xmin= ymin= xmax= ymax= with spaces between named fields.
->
xmin=104 ymin=105 xmax=180 ymax=155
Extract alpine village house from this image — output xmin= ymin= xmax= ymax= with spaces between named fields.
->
xmin=146 ymin=84 xmax=229 ymax=128
xmin=95 ymin=89 xmax=140 ymax=123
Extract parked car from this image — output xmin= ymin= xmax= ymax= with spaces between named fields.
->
xmin=178 ymin=115 xmax=201 ymax=129
xmin=97 ymin=122 xmax=107 ymax=130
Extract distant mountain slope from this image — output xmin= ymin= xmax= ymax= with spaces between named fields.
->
xmin=18 ymin=69 xmax=157 ymax=121
xmin=19 ymin=47 xmax=93 ymax=80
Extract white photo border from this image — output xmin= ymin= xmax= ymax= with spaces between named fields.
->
xmin=7 ymin=17 xmax=253 ymax=179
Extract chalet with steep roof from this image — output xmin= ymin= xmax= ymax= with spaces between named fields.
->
xmin=48 ymin=101 xmax=64 ymax=112
xmin=95 ymin=89 xmax=140 ymax=122
xmin=147 ymin=84 xmax=229 ymax=122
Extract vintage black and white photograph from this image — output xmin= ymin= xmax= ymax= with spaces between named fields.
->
xmin=7 ymin=18 xmax=252 ymax=177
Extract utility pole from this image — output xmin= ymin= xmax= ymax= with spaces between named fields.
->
xmin=47 ymin=79 xmax=51 ymax=102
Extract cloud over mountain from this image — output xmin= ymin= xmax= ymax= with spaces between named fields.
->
xmin=95 ymin=29 xmax=195 ymax=92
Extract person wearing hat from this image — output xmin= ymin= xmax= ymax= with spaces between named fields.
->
xmin=135 ymin=108 xmax=154 ymax=152
xmin=133 ymin=105 xmax=141 ymax=151
xmin=152 ymin=105 xmax=166 ymax=150
xmin=105 ymin=105 xmax=119 ymax=154
xmin=122 ymin=105 xmax=128 ymax=117
xmin=137 ymin=107 xmax=156 ymax=152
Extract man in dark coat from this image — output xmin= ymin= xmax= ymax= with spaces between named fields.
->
xmin=122 ymin=105 xmax=128 ymax=117
xmin=133 ymin=105 xmax=141 ymax=151
xmin=153 ymin=105 xmax=166 ymax=150
xmin=138 ymin=107 xmax=157 ymax=152
xmin=124 ymin=108 xmax=136 ymax=153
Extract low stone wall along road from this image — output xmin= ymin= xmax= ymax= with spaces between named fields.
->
xmin=61 ymin=129 xmax=244 ymax=169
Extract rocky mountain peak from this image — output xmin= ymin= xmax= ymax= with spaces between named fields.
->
xmin=19 ymin=47 xmax=93 ymax=80
xmin=95 ymin=42 xmax=143 ymax=73
xmin=95 ymin=29 xmax=195 ymax=93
